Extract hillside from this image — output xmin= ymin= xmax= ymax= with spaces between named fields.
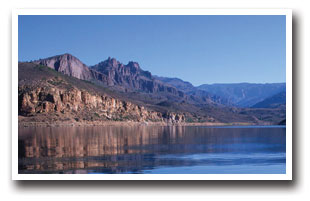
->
xmin=33 ymin=53 xmax=94 ymax=80
xmin=18 ymin=53 xmax=286 ymax=125
xmin=33 ymin=54 xmax=227 ymax=107
xmin=156 ymin=76 xmax=231 ymax=106
xmin=18 ymin=62 xmax=186 ymax=124
xmin=197 ymin=83 xmax=286 ymax=107
xmin=17 ymin=62 xmax=250 ymax=124
xmin=154 ymin=76 xmax=195 ymax=92
xmin=252 ymin=91 xmax=286 ymax=108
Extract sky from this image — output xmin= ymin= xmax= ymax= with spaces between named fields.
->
xmin=18 ymin=15 xmax=286 ymax=86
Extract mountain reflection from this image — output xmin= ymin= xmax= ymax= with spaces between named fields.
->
xmin=18 ymin=126 xmax=286 ymax=174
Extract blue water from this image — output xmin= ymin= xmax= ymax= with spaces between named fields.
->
xmin=18 ymin=125 xmax=286 ymax=174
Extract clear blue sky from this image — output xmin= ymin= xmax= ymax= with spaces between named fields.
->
xmin=18 ymin=15 xmax=286 ymax=86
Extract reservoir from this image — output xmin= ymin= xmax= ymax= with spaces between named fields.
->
xmin=18 ymin=125 xmax=286 ymax=174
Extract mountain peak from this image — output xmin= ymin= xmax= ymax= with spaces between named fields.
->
xmin=32 ymin=53 xmax=92 ymax=80
xmin=127 ymin=61 xmax=140 ymax=69
xmin=100 ymin=57 xmax=120 ymax=68
xmin=62 ymin=53 xmax=74 ymax=57
xmin=36 ymin=53 xmax=80 ymax=63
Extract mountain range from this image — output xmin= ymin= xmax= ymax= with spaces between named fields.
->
xmin=34 ymin=54 xmax=184 ymax=95
xmin=19 ymin=53 xmax=286 ymax=125
xmin=251 ymin=91 xmax=286 ymax=108
xmin=197 ymin=83 xmax=286 ymax=107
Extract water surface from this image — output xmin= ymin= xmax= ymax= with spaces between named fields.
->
xmin=18 ymin=125 xmax=286 ymax=174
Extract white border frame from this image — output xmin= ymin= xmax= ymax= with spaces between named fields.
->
xmin=12 ymin=9 xmax=292 ymax=180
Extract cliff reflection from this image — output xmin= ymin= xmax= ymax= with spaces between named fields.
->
xmin=18 ymin=126 xmax=286 ymax=174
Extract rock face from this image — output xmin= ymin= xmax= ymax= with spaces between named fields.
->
xmin=18 ymin=84 xmax=185 ymax=123
xmin=33 ymin=54 xmax=185 ymax=98
xmin=33 ymin=54 xmax=95 ymax=80
xmin=91 ymin=57 xmax=185 ymax=96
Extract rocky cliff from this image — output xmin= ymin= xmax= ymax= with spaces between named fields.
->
xmin=34 ymin=54 xmax=185 ymax=98
xmin=19 ymin=85 xmax=184 ymax=123
xmin=90 ymin=57 xmax=185 ymax=96
xmin=33 ymin=54 xmax=114 ymax=86
xmin=18 ymin=63 xmax=185 ymax=124
xmin=33 ymin=54 xmax=94 ymax=80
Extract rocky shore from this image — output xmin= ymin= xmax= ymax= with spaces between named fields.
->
xmin=19 ymin=83 xmax=186 ymax=125
xmin=18 ymin=117 xmax=257 ymax=127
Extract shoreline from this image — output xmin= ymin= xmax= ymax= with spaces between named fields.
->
xmin=18 ymin=120 xmax=277 ymax=127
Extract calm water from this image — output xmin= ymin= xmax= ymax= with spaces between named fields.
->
xmin=18 ymin=125 xmax=286 ymax=174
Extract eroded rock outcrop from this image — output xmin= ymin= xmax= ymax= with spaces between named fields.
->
xmin=91 ymin=57 xmax=185 ymax=96
xmin=18 ymin=83 xmax=185 ymax=124
xmin=33 ymin=54 xmax=94 ymax=80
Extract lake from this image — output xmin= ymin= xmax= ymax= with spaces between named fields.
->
xmin=18 ymin=125 xmax=286 ymax=174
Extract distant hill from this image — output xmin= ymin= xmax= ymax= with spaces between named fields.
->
xmin=154 ymin=76 xmax=195 ymax=92
xmin=251 ymin=91 xmax=286 ymax=108
xmin=197 ymin=83 xmax=286 ymax=107
xmin=155 ymin=76 xmax=231 ymax=106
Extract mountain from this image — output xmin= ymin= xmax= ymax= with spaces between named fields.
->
xmin=33 ymin=53 xmax=93 ymax=80
xmin=155 ymin=76 xmax=231 ymax=105
xmin=154 ymin=76 xmax=195 ymax=92
xmin=33 ymin=54 xmax=226 ymax=107
xmin=90 ymin=58 xmax=236 ymax=111
xmin=251 ymin=91 xmax=286 ymax=108
xmin=90 ymin=57 xmax=185 ymax=97
xmin=18 ymin=62 xmax=185 ymax=124
xmin=19 ymin=62 xmax=259 ymax=125
xmin=197 ymin=83 xmax=286 ymax=107
xmin=34 ymin=54 xmax=186 ymax=98
xmin=18 ymin=53 xmax=286 ymax=125
xmin=33 ymin=53 xmax=113 ymax=84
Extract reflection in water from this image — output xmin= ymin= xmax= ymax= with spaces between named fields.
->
xmin=18 ymin=126 xmax=286 ymax=174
